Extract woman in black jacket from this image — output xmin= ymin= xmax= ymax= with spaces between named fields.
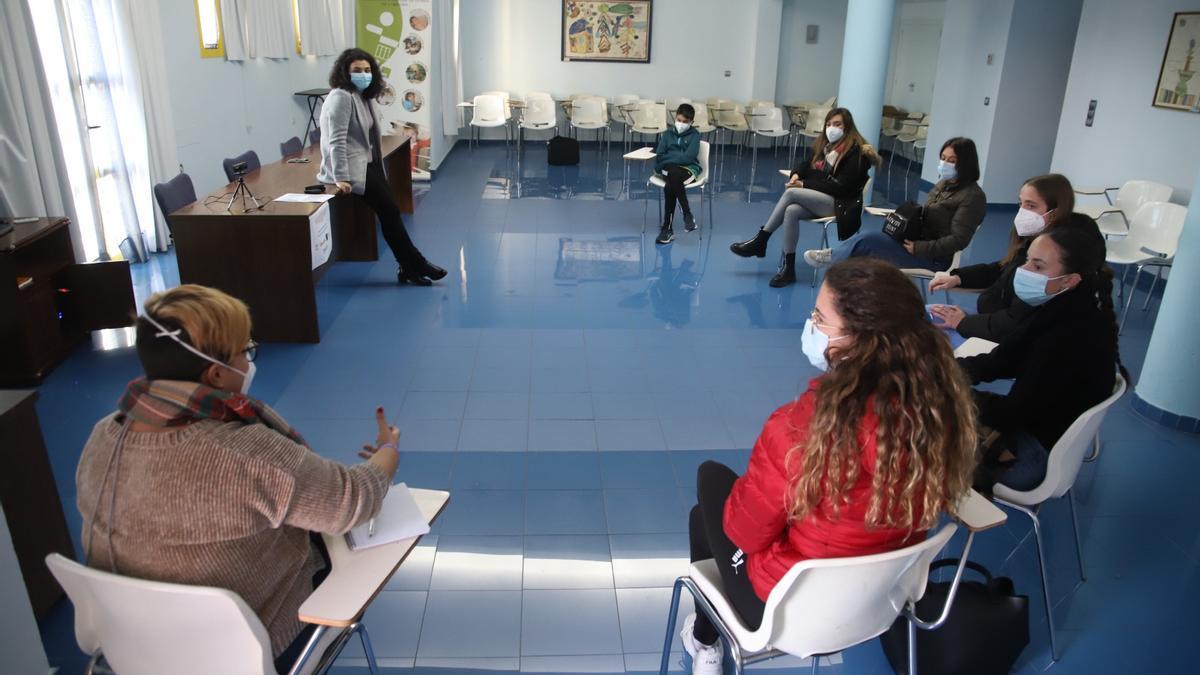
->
xmin=802 ymin=137 xmax=985 ymax=273
xmin=929 ymin=174 xmax=1075 ymax=341
xmin=958 ymin=216 xmax=1126 ymax=490
xmin=730 ymin=107 xmax=878 ymax=287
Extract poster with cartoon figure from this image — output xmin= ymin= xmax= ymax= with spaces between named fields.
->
xmin=562 ymin=1 xmax=652 ymax=63
xmin=357 ymin=0 xmax=434 ymax=179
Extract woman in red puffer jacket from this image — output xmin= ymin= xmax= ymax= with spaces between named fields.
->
xmin=678 ymin=258 xmax=979 ymax=674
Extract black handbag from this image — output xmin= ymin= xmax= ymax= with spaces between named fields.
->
xmin=882 ymin=201 xmax=925 ymax=242
xmin=879 ymin=559 xmax=1029 ymax=675
xmin=547 ymin=136 xmax=580 ymax=166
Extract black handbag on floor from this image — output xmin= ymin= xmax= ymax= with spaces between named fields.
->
xmin=879 ymin=559 xmax=1029 ymax=675
xmin=547 ymin=136 xmax=580 ymax=166
xmin=882 ymin=201 xmax=925 ymax=242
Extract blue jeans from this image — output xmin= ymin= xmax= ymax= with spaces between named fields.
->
xmin=831 ymin=231 xmax=951 ymax=271
xmin=997 ymin=432 xmax=1050 ymax=491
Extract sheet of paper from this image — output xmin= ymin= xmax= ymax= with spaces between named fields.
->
xmin=275 ymin=193 xmax=335 ymax=203
xmin=344 ymin=483 xmax=432 ymax=552
xmin=623 ymin=147 xmax=657 ymax=160
xmin=309 ymin=203 xmax=332 ymax=270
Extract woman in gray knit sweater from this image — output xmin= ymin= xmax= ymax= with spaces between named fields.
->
xmin=76 ymin=285 xmax=400 ymax=672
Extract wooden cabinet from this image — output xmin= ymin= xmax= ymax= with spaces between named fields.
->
xmin=0 ymin=218 xmax=136 ymax=385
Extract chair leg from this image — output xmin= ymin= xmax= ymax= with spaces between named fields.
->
xmin=1118 ymin=265 xmax=1142 ymax=334
xmin=1068 ymin=490 xmax=1086 ymax=583
xmin=659 ymin=578 xmax=685 ymax=675
xmin=1005 ymin=501 xmax=1059 ymax=662
xmin=907 ymin=617 xmax=918 ymax=675
xmin=1143 ymin=266 xmax=1162 ymax=311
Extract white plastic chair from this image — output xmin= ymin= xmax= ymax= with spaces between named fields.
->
xmin=690 ymin=102 xmax=717 ymax=141
xmin=804 ymin=177 xmax=875 ymax=287
xmin=569 ymin=95 xmax=610 ymax=152
xmin=1075 ymin=180 xmax=1173 ymax=237
xmin=660 ymin=491 xmax=1006 ymax=675
xmin=1104 ymin=201 xmax=1187 ymax=333
xmin=664 ymin=96 xmax=693 ymax=120
xmin=715 ymin=102 xmax=750 ymax=160
xmin=468 ymin=93 xmax=509 ymax=150
xmin=631 ymin=100 xmax=668 ymax=145
xmin=748 ymin=107 xmax=791 ymax=167
xmin=611 ymin=93 xmax=641 ymax=149
xmin=993 ymin=374 xmax=1128 ymax=663
xmin=902 ymin=250 xmax=964 ymax=302
xmin=519 ymin=93 xmax=558 ymax=149
xmin=644 ymin=140 xmax=712 ymax=239
xmin=795 ymin=106 xmax=830 ymax=165
xmin=45 ymin=553 xmax=368 ymax=675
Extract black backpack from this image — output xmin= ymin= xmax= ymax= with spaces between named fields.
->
xmin=547 ymin=136 xmax=580 ymax=166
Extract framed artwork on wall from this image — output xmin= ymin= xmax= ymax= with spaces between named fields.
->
xmin=1153 ymin=12 xmax=1200 ymax=113
xmin=562 ymin=1 xmax=652 ymax=63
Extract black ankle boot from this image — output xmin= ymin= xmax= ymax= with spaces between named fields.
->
xmin=417 ymin=257 xmax=447 ymax=280
xmin=769 ymin=253 xmax=797 ymax=288
xmin=397 ymin=267 xmax=433 ymax=286
xmin=730 ymin=228 xmax=771 ymax=258
xmin=656 ymin=213 xmax=674 ymax=245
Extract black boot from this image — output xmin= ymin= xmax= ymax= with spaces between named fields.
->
xmin=397 ymin=266 xmax=433 ymax=286
xmin=769 ymin=253 xmax=797 ymax=288
xmin=416 ymin=257 xmax=447 ymax=280
xmin=656 ymin=213 xmax=674 ymax=245
xmin=730 ymin=228 xmax=771 ymax=258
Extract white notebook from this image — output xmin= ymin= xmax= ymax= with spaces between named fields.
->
xmin=344 ymin=483 xmax=431 ymax=551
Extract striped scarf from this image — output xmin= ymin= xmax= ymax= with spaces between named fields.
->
xmin=117 ymin=378 xmax=306 ymax=446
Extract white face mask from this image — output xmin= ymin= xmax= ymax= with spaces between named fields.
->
xmin=1014 ymin=207 xmax=1049 ymax=237
xmin=143 ymin=314 xmax=256 ymax=395
xmin=825 ymin=126 xmax=844 ymax=143
xmin=801 ymin=318 xmax=849 ymax=371
xmin=937 ymin=160 xmax=957 ymax=182
xmin=675 ymin=121 xmax=691 ymax=134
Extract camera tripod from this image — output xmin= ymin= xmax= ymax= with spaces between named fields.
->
xmin=226 ymin=173 xmax=264 ymax=212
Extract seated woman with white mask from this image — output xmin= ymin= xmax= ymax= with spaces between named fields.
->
xmin=928 ymin=174 xmax=1075 ymax=342
xmin=75 ymin=284 xmax=401 ymax=673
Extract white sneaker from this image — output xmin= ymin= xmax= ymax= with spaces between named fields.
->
xmin=680 ymin=613 xmax=724 ymax=675
xmin=803 ymin=248 xmax=833 ymax=268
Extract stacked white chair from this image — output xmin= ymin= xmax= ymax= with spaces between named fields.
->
xmin=1075 ymin=180 xmax=1173 ymax=237
xmin=1104 ymin=201 xmax=1188 ymax=333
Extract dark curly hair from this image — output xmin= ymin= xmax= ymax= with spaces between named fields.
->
xmin=329 ymin=48 xmax=386 ymax=100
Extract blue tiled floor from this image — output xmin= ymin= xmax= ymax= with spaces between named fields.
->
xmin=34 ymin=141 xmax=1199 ymax=674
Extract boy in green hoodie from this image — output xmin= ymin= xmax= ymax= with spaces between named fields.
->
xmin=654 ymin=103 xmax=701 ymax=244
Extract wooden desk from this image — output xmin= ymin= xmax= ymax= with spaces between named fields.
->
xmin=167 ymin=137 xmax=412 ymax=343
xmin=0 ymin=218 xmax=135 ymax=385
xmin=0 ymin=389 xmax=75 ymax=618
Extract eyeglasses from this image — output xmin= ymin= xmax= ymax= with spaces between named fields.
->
xmin=243 ymin=341 xmax=258 ymax=363
xmin=809 ymin=309 xmax=845 ymax=335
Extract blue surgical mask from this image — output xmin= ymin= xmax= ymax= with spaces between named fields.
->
xmin=1013 ymin=267 xmax=1070 ymax=306
xmin=350 ymin=72 xmax=373 ymax=91
xmin=937 ymin=160 xmax=957 ymax=182
xmin=802 ymin=318 xmax=848 ymax=371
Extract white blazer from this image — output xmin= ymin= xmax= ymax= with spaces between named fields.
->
xmin=317 ymin=88 xmax=384 ymax=195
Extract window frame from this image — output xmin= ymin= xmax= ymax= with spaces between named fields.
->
xmin=193 ymin=0 xmax=225 ymax=59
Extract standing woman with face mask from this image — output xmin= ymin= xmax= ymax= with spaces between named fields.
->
xmin=929 ymin=174 xmax=1075 ymax=341
xmin=76 ymin=285 xmax=403 ymax=673
xmin=653 ymin=103 xmax=702 ymax=245
xmin=959 ymin=216 xmax=1126 ymax=490
xmin=730 ymin=108 xmax=879 ymax=287
xmin=678 ymin=259 xmax=977 ymax=674
xmin=803 ymin=137 xmax=985 ymax=273
xmin=317 ymin=48 xmax=446 ymax=286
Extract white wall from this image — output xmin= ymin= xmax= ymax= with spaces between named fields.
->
xmin=1051 ymin=0 xmax=1200 ymax=203
xmin=882 ymin=0 xmax=945 ymax=114
xmin=921 ymin=0 xmax=1014 ymax=192
xmin=0 ymin=505 xmax=52 ymax=675
xmin=460 ymin=0 xmax=779 ymax=105
xmin=775 ymin=0 xmax=847 ymax=105
xmin=158 ymin=0 xmax=340 ymax=197
xmin=985 ymin=0 xmax=1082 ymax=202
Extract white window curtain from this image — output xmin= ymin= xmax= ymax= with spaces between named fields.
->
xmin=1 ymin=0 xmax=90 ymax=261
xmin=298 ymin=0 xmax=345 ymax=57
xmin=246 ymin=0 xmax=295 ymax=59
xmin=220 ymin=0 xmax=248 ymax=61
xmin=438 ymin=0 xmax=462 ymax=136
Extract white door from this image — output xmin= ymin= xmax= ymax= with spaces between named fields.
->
xmin=891 ymin=22 xmax=942 ymax=113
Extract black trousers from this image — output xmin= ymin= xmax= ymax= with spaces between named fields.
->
xmin=689 ymin=461 xmax=765 ymax=646
xmin=274 ymin=534 xmax=333 ymax=674
xmin=661 ymin=165 xmax=694 ymax=220
xmin=361 ymin=162 xmax=424 ymax=270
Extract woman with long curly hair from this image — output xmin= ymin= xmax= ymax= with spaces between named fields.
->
xmin=678 ymin=258 xmax=978 ymax=674
xmin=317 ymin=48 xmax=445 ymax=285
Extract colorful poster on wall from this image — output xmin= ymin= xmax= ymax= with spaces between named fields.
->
xmin=561 ymin=1 xmax=652 ymax=63
xmin=357 ymin=0 xmax=434 ymax=179
xmin=1153 ymin=12 xmax=1200 ymax=113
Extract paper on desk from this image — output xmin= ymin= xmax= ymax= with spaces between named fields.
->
xmin=275 ymin=193 xmax=335 ymax=203
xmin=344 ymin=483 xmax=431 ymax=551
xmin=623 ymin=147 xmax=657 ymax=160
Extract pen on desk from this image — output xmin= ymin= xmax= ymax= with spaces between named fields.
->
xmin=368 ymin=518 xmax=376 ymax=538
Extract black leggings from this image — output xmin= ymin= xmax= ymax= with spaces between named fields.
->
xmin=661 ymin=165 xmax=694 ymax=219
xmin=361 ymin=162 xmax=424 ymax=270
xmin=689 ymin=461 xmax=765 ymax=646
